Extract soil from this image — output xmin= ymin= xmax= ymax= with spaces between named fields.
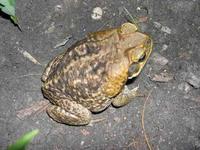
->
xmin=0 ymin=0 xmax=200 ymax=149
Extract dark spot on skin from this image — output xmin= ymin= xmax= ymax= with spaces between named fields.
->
xmin=65 ymin=38 xmax=102 ymax=60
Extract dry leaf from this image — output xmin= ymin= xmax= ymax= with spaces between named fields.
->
xmin=151 ymin=72 xmax=174 ymax=82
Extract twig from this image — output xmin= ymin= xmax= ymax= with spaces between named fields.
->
xmin=4 ymin=73 xmax=41 ymax=81
xmin=141 ymin=90 xmax=153 ymax=150
xmin=16 ymin=100 xmax=49 ymax=119
xmin=17 ymin=48 xmax=43 ymax=66
xmin=16 ymin=74 xmax=41 ymax=78
xmin=91 ymin=117 xmax=106 ymax=123
xmin=123 ymin=7 xmax=138 ymax=25
xmin=87 ymin=118 xmax=106 ymax=126
xmin=127 ymin=137 xmax=139 ymax=149
xmin=54 ymin=35 xmax=72 ymax=48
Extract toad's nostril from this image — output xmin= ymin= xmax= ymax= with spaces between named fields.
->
xmin=146 ymin=38 xmax=152 ymax=48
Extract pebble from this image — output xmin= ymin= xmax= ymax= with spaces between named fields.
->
xmin=0 ymin=55 xmax=6 ymax=66
xmin=178 ymin=82 xmax=192 ymax=93
xmin=161 ymin=26 xmax=172 ymax=34
xmin=186 ymin=72 xmax=200 ymax=88
xmin=161 ymin=44 xmax=168 ymax=52
xmin=80 ymin=141 xmax=85 ymax=146
xmin=150 ymin=52 xmax=169 ymax=71
xmin=45 ymin=22 xmax=55 ymax=34
xmin=113 ymin=117 xmax=120 ymax=123
xmin=91 ymin=7 xmax=103 ymax=20
xmin=55 ymin=5 xmax=62 ymax=12
xmin=153 ymin=22 xmax=162 ymax=28
xmin=151 ymin=52 xmax=169 ymax=67
xmin=153 ymin=22 xmax=172 ymax=34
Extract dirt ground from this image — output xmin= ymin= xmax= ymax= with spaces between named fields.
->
xmin=0 ymin=0 xmax=200 ymax=149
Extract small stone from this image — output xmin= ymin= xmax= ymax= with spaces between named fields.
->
xmin=91 ymin=7 xmax=103 ymax=20
xmin=113 ymin=117 xmax=120 ymax=123
xmin=0 ymin=55 xmax=6 ymax=66
xmin=150 ymin=52 xmax=169 ymax=71
xmin=195 ymin=139 xmax=200 ymax=149
xmin=161 ymin=26 xmax=172 ymax=34
xmin=151 ymin=52 xmax=169 ymax=67
xmin=161 ymin=44 xmax=168 ymax=52
xmin=178 ymin=82 xmax=192 ymax=93
xmin=55 ymin=5 xmax=62 ymax=12
xmin=45 ymin=22 xmax=55 ymax=34
xmin=136 ymin=7 xmax=141 ymax=11
xmin=186 ymin=72 xmax=200 ymax=88
xmin=80 ymin=141 xmax=85 ymax=146
xmin=153 ymin=22 xmax=172 ymax=34
xmin=153 ymin=22 xmax=162 ymax=29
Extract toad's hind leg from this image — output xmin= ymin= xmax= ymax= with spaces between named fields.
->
xmin=112 ymin=85 xmax=139 ymax=107
xmin=47 ymin=99 xmax=91 ymax=125
xmin=41 ymin=53 xmax=64 ymax=82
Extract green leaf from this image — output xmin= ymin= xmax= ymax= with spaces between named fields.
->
xmin=0 ymin=0 xmax=20 ymax=28
xmin=8 ymin=0 xmax=15 ymax=6
xmin=0 ymin=0 xmax=15 ymax=6
xmin=0 ymin=0 xmax=15 ymax=16
xmin=7 ymin=129 xmax=39 ymax=150
xmin=0 ymin=3 xmax=4 ymax=7
xmin=10 ymin=15 xmax=17 ymax=24
xmin=1 ymin=4 xmax=15 ymax=16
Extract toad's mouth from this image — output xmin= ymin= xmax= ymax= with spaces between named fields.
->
xmin=128 ymin=37 xmax=153 ymax=79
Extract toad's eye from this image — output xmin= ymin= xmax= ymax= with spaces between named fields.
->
xmin=138 ymin=53 xmax=146 ymax=62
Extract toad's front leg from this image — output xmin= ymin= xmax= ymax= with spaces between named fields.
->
xmin=112 ymin=85 xmax=139 ymax=107
xmin=47 ymin=99 xmax=91 ymax=125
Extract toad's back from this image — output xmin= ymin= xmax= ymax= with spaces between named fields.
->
xmin=42 ymin=33 xmax=121 ymax=110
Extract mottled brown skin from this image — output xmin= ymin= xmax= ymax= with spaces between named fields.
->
xmin=41 ymin=23 xmax=153 ymax=125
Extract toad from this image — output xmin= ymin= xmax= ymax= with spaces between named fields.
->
xmin=41 ymin=23 xmax=153 ymax=125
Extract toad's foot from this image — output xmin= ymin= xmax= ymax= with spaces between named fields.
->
xmin=47 ymin=99 xmax=91 ymax=125
xmin=112 ymin=85 xmax=139 ymax=107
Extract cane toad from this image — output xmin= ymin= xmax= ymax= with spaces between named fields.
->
xmin=41 ymin=23 xmax=153 ymax=125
